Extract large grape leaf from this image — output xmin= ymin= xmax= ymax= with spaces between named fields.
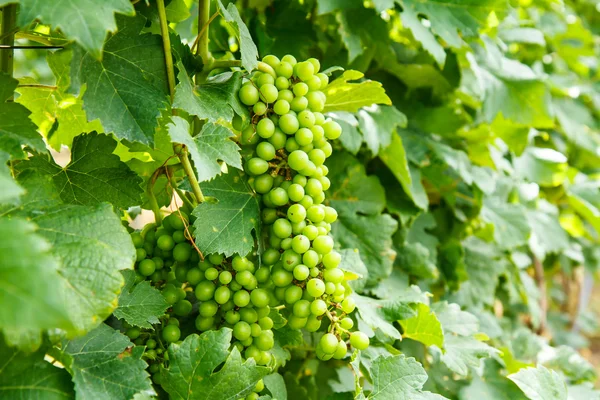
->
xmin=481 ymin=199 xmax=531 ymax=250
xmin=56 ymin=324 xmax=154 ymax=400
xmin=33 ymin=204 xmax=136 ymax=333
xmin=399 ymin=303 xmax=444 ymax=348
xmin=192 ymin=169 xmax=260 ymax=257
xmin=330 ymin=112 xmax=363 ymax=155
xmin=553 ymin=97 xmax=600 ymax=155
xmin=367 ymin=355 xmax=447 ymax=399
xmin=217 ymin=1 xmax=259 ymax=72
xmin=324 ymin=70 xmax=391 ymax=113
xmin=0 ymin=73 xmax=46 ymax=159
xmin=0 ymin=218 xmax=73 ymax=342
xmin=357 ymin=105 xmax=407 ymax=155
xmin=460 ymin=360 xmax=527 ymax=400
xmin=439 ymin=335 xmax=498 ymax=376
xmin=526 ymin=202 xmax=569 ymax=261
xmin=17 ymin=0 xmax=133 ymax=59
xmin=0 ymin=338 xmax=75 ymax=399
xmin=167 ymin=116 xmax=242 ymax=182
xmin=508 ymin=366 xmax=567 ymax=400
xmin=16 ymin=50 xmax=103 ymax=150
xmin=113 ymin=270 xmax=169 ymax=329
xmin=379 ymin=133 xmax=415 ymax=205
xmin=398 ymin=0 xmax=508 ymax=67
xmin=0 ymin=152 xmax=23 ymax=205
xmin=161 ymin=329 xmax=269 ymax=400
xmin=173 ymin=62 xmax=247 ymax=124
xmin=70 ymin=14 xmax=169 ymax=144
xmin=15 ymin=132 xmax=143 ymax=209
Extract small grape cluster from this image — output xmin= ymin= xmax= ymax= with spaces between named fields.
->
xmin=237 ymin=54 xmax=370 ymax=360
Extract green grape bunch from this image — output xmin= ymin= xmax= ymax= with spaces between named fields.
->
xmin=238 ymin=54 xmax=370 ymax=360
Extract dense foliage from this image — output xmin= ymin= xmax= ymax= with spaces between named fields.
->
xmin=1 ymin=0 xmax=600 ymax=399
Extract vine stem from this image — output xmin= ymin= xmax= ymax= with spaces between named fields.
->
xmin=147 ymin=168 xmax=163 ymax=225
xmin=156 ymin=0 xmax=205 ymax=204
xmin=197 ymin=0 xmax=213 ymax=65
xmin=533 ymin=256 xmax=548 ymax=336
xmin=1 ymin=5 xmax=17 ymax=77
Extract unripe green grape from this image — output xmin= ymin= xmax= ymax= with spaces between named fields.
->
xmin=245 ymin=345 xmax=261 ymax=361
xmin=195 ymin=280 xmax=216 ymax=301
xmin=262 ymin=208 xmax=277 ymax=224
xmin=259 ymin=84 xmax=278 ymax=103
xmin=135 ymin=248 xmax=147 ymax=262
xmin=225 ymin=310 xmax=241 ymax=325
xmin=282 ymin=54 xmax=297 ymax=65
xmin=306 ymin=75 xmax=322 ymax=91
xmin=239 ymin=84 xmax=259 ymax=105
xmin=307 ymin=278 xmax=326 ymax=297
xmin=287 ymin=183 xmax=305 ymax=202
xmin=306 ymin=91 xmax=325 ymax=112
xmin=172 ymin=230 xmax=185 ymax=244
xmin=293 ymin=174 xmax=307 ymax=186
xmin=300 ymin=143 xmax=314 ymax=154
xmin=285 ymin=137 xmax=300 ymax=153
xmin=307 ymin=205 xmax=325 ymax=223
xmin=323 ymin=251 xmax=341 ymax=269
xmin=275 ymin=76 xmax=290 ymax=90
xmin=291 ymin=96 xmax=308 ymax=112
xmin=305 ymin=179 xmax=323 ymax=198
xmin=268 ymin=235 xmax=282 ymax=249
xmin=333 ymin=341 xmax=347 ymax=359
xmin=162 ymin=325 xmax=181 ymax=343
xmin=247 ymin=157 xmax=269 ymax=175
xmin=233 ymin=290 xmax=251 ymax=307
xmin=288 ymin=150 xmax=309 ymax=171
xmin=256 ymin=141 xmax=276 ymax=161
xmin=320 ymin=333 xmax=338 ymax=354
xmin=173 ymin=243 xmax=192 ymax=262
xmin=253 ymin=101 xmax=267 ymax=115
xmin=313 ymin=235 xmax=334 ymax=254
xmin=126 ymin=327 xmax=141 ymax=339
xmin=295 ymin=127 xmax=313 ymax=146
xmin=256 ymin=72 xmax=275 ymax=86
xmin=214 ymin=286 xmax=231 ymax=304
xmin=324 ymin=206 xmax=338 ymax=223
xmin=285 ymin=285 xmax=303 ymax=304
xmin=323 ymin=120 xmax=342 ymax=140
xmin=138 ymin=258 xmax=156 ymax=276
xmin=279 ymin=113 xmax=300 ymax=134
xmin=281 ymin=249 xmax=301 ymax=270
xmin=293 ymin=299 xmax=311 ymax=318
xmin=277 ymin=89 xmax=294 ymax=102
xmin=262 ymin=54 xmax=280 ymax=68
xmin=340 ymin=317 xmax=354 ymax=330
xmin=256 ymin=266 xmax=271 ymax=283
xmin=256 ymin=118 xmax=275 ymax=139
xmin=204 ymin=267 xmax=218 ymax=281
xmin=291 ymin=220 xmax=307 ymax=235
xmin=299 ymin=161 xmax=317 ymax=177
xmin=304 ymin=315 xmax=321 ymax=332
xmin=173 ymin=299 xmax=192 ymax=316
xmin=324 ymin=268 xmax=344 ymax=284
xmin=313 ymin=191 xmax=326 ymax=205
xmin=196 ymin=315 xmax=215 ymax=331
xmin=334 ymin=283 xmax=346 ymax=297
xmin=233 ymin=321 xmax=252 ymax=341
xmin=254 ymin=174 xmax=274 ymax=194
xmin=293 ymin=264 xmax=310 ymax=280
xmin=293 ymin=82 xmax=309 ymax=97
xmin=255 ymin=332 xmax=274 ymax=351
xmin=272 ymin=268 xmax=293 ymax=287
xmin=308 ymin=149 xmax=326 ymax=167
xmin=250 ymin=288 xmax=270 ymax=308
xmin=299 ymin=195 xmax=314 ymax=210
xmin=236 ymin=270 xmax=254 ymax=286
xmin=295 ymin=61 xmax=315 ymax=81
xmin=259 ymin=316 xmax=274 ymax=330
xmin=152 ymin=257 xmax=164 ymax=270
xmin=350 ymin=332 xmax=369 ymax=350
xmin=310 ymin=298 xmax=327 ymax=316
xmin=291 ymin=235 xmax=310 ymax=254
xmin=341 ymin=297 xmax=356 ymax=313
xmin=131 ymin=232 xmax=144 ymax=248
xmin=323 ymin=282 xmax=335 ymax=295
xmin=273 ymin=218 xmax=292 ymax=239
xmin=269 ymin=129 xmax=287 ymax=149
xmin=276 ymin=61 xmax=293 ymax=78
xmin=288 ymin=314 xmax=308 ymax=329
xmin=241 ymin=337 xmax=254 ymax=347
xmin=241 ymin=126 xmax=259 ymax=145
xmin=307 ymin=58 xmax=320 ymax=73
xmin=251 ymin=323 xmax=262 ymax=337
xmin=273 ymin=99 xmax=290 ymax=115
xmin=310 ymin=267 xmax=320 ymax=278
xmin=262 ymin=248 xmax=280 ymax=266
xmin=269 ymin=187 xmax=289 ymax=206
xmin=199 ymin=300 xmax=218 ymax=317
xmin=287 ymin=203 xmax=306 ymax=223
xmin=218 ymin=270 xmax=232 ymax=285
xmin=240 ymin=307 xmax=259 ymax=323
xmin=300 ymin=249 xmax=318 ymax=268
xmin=317 ymin=73 xmax=329 ymax=88
xmin=257 ymin=306 xmax=270 ymax=319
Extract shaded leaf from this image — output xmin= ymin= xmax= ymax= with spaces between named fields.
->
xmin=114 ymin=270 xmax=169 ymax=329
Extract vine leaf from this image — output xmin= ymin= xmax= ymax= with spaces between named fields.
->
xmin=33 ymin=204 xmax=136 ymax=333
xmin=357 ymin=105 xmax=407 ymax=155
xmin=113 ymin=270 xmax=169 ymax=329
xmin=161 ymin=328 xmax=268 ymax=400
xmin=398 ymin=0 xmax=507 ymax=67
xmin=70 ymin=14 xmax=169 ymax=145
xmin=15 ymin=132 xmax=143 ymax=209
xmin=323 ymin=70 xmax=391 ymax=113
xmin=0 ymin=338 xmax=75 ymax=399
xmin=0 ymin=218 xmax=73 ymax=343
xmin=192 ymin=169 xmax=260 ymax=257
xmin=399 ymin=303 xmax=444 ymax=348
xmin=367 ymin=355 xmax=448 ymax=399
xmin=0 ymin=151 xmax=23 ymax=205
xmin=17 ymin=0 xmax=134 ymax=59
xmin=167 ymin=116 xmax=242 ymax=183
xmin=508 ymin=366 xmax=567 ymax=400
xmin=217 ymin=1 xmax=259 ymax=72
xmin=16 ymin=50 xmax=103 ymax=150
xmin=56 ymin=324 xmax=154 ymax=400
xmin=481 ymin=199 xmax=531 ymax=250
xmin=0 ymin=73 xmax=46 ymax=159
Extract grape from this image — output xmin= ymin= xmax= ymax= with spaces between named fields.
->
xmin=287 ymin=204 xmax=306 ymax=223
xmin=287 ymin=184 xmax=305 ymax=202
xmin=306 ymin=75 xmax=322 ymax=91
xmin=288 ymin=150 xmax=309 ymax=171
xmin=293 ymin=299 xmax=311 ymax=318
xmin=135 ymin=248 xmax=147 ymax=262
xmin=256 ymin=72 xmax=275 ymax=86
xmin=320 ymin=333 xmax=338 ymax=354
xmin=307 ymin=278 xmax=326 ymax=297
xmin=277 ymin=89 xmax=294 ymax=102
xmin=295 ymin=61 xmax=315 ymax=81
xmin=233 ymin=290 xmax=251 ymax=307
xmin=214 ymin=286 xmax=231 ymax=304
xmin=282 ymin=54 xmax=297 ymax=65
xmin=273 ymin=218 xmax=292 ymax=238
xmin=341 ymin=297 xmax=356 ymax=313
xmin=240 ymin=308 xmax=258 ymax=323
xmin=285 ymin=137 xmax=300 ymax=152
xmin=187 ymin=268 xmax=202 ymax=285
xmin=323 ymin=251 xmax=341 ymax=269
xmin=295 ymin=128 xmax=313 ymax=146
xmin=255 ymin=332 xmax=274 ymax=351
xmin=279 ymin=114 xmax=299 ymax=134
xmin=323 ymin=268 xmax=344 ymax=284
xmin=196 ymin=316 xmax=215 ymax=331
xmin=299 ymin=195 xmax=314 ymax=210
xmin=288 ymin=315 xmax=308 ymax=329
xmin=239 ymin=84 xmax=259 ymax=105
xmin=350 ymin=332 xmax=369 ymax=350
xmin=323 ymin=120 xmax=342 ymax=140
xmin=138 ymin=259 xmax=156 ymax=276
xmin=340 ymin=317 xmax=354 ymax=330
xmin=126 ymin=327 xmax=141 ymax=339
xmin=253 ymin=102 xmax=267 ymax=115
xmin=317 ymin=73 xmax=329 ymax=88
xmin=259 ymin=84 xmax=278 ymax=103
xmin=241 ymin=126 xmax=259 ymax=145
xmin=173 ymin=299 xmax=192 ymax=316
xmin=233 ymin=321 xmax=252 ymax=341
xmin=250 ymin=288 xmax=270 ymax=308
xmin=293 ymin=264 xmax=310 ymax=280
xmin=173 ymin=243 xmax=192 ymax=262
xmin=306 ymin=91 xmax=325 ymax=112
xmin=273 ymin=99 xmax=290 ymax=115
xmin=199 ymin=301 xmax=219 ymax=317
xmin=298 ymin=110 xmax=315 ymax=128
xmin=256 ymin=141 xmax=276 ymax=161
xmin=313 ymin=235 xmax=334 ymax=254
xmin=195 ymin=281 xmax=216 ymax=301
xmin=276 ymin=61 xmax=293 ymax=78
xmin=262 ymin=54 xmax=280 ymax=68
xmin=219 ymin=270 xmax=233 ymax=285
xmin=269 ymin=187 xmax=289 ymax=206
xmin=254 ymin=174 xmax=274 ymax=194
xmin=291 ymin=235 xmax=310 ymax=254
xmin=293 ymin=82 xmax=309 ymax=97
xmin=256 ymin=118 xmax=275 ymax=138
xmin=281 ymin=249 xmax=301 ymax=270
xmin=290 ymin=96 xmax=308 ymax=112
xmin=162 ymin=325 xmax=181 ymax=343
xmin=247 ymin=157 xmax=269 ymax=176
xmin=131 ymin=233 xmax=144 ymax=248
xmin=333 ymin=341 xmax=347 ymax=359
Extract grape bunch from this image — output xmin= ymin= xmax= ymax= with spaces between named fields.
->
xmin=237 ymin=54 xmax=370 ymax=360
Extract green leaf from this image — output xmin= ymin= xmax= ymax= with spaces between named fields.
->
xmin=18 ymin=0 xmax=134 ymax=59
xmin=367 ymin=355 xmax=447 ymax=399
xmin=468 ymin=38 xmax=553 ymax=127
xmin=399 ymin=0 xmax=507 ymax=67
xmin=439 ymin=335 xmax=498 ymax=377
xmin=16 ymin=50 xmax=103 ymax=150
xmin=57 ymin=324 xmax=154 ymax=400
xmin=0 ymin=218 xmax=73 ymax=339
xmin=323 ymin=70 xmax=391 ymax=113
xmin=317 ymin=0 xmax=362 ymax=14
xmin=508 ymin=366 xmax=567 ymax=400
xmin=552 ymin=97 xmax=600 ymax=155
xmin=567 ymin=180 xmax=600 ymax=233
xmin=526 ymin=202 xmax=569 ymax=261
xmin=167 ymin=117 xmax=241 ymax=182
xmin=263 ymin=373 xmax=287 ymax=400
xmin=33 ymin=204 xmax=135 ymax=333
xmin=161 ymin=328 xmax=268 ymax=400
xmin=15 ymin=132 xmax=142 ymax=208
xmin=114 ymin=270 xmax=169 ymax=329
xmin=332 ymin=212 xmax=397 ymax=285
xmin=499 ymin=28 xmax=546 ymax=46
xmin=0 ymin=73 xmax=46 ymax=159
xmin=514 ymin=148 xmax=568 ymax=188
xmin=330 ymin=112 xmax=362 ymax=155
xmin=379 ymin=133 xmax=415 ymax=205
xmin=431 ymin=302 xmax=479 ymax=337
xmin=70 ymin=14 xmax=169 ymax=144
xmin=217 ymin=1 xmax=259 ymax=72
xmin=481 ymin=199 xmax=531 ymax=250
xmin=357 ymin=105 xmax=407 ymax=155
xmin=0 ymin=338 xmax=75 ymax=399
xmin=0 ymin=152 xmax=23 ymax=205
xmin=460 ymin=360 xmax=527 ymax=400
xmin=339 ymin=248 xmax=369 ymax=292
xmin=173 ymin=62 xmax=247 ymax=124
xmin=399 ymin=303 xmax=444 ymax=348
xmin=192 ymin=169 xmax=260 ymax=257
xmin=567 ymin=384 xmax=600 ymax=400
xmin=395 ymin=213 xmax=439 ymax=279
